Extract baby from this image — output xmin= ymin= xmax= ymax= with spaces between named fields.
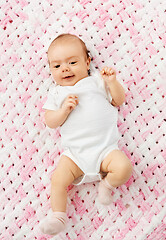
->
xmin=40 ymin=33 xmax=132 ymax=235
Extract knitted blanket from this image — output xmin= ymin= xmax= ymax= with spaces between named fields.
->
xmin=1 ymin=0 xmax=166 ymax=239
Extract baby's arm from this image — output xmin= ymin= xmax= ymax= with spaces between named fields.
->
xmin=101 ymin=67 xmax=125 ymax=106
xmin=45 ymin=95 xmax=78 ymax=128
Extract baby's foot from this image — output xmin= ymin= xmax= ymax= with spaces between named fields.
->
xmin=39 ymin=211 xmax=67 ymax=235
xmin=98 ymin=178 xmax=114 ymax=205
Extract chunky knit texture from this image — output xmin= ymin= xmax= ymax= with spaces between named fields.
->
xmin=1 ymin=0 xmax=166 ymax=239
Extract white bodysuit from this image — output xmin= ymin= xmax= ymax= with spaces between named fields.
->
xmin=43 ymin=74 xmax=119 ymax=185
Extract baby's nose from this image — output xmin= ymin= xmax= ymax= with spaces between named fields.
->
xmin=62 ymin=64 xmax=70 ymax=72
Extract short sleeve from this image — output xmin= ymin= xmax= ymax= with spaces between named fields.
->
xmin=92 ymin=71 xmax=112 ymax=103
xmin=43 ymin=87 xmax=58 ymax=111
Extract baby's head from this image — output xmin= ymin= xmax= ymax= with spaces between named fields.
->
xmin=47 ymin=33 xmax=91 ymax=86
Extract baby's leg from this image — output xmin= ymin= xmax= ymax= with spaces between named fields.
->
xmin=40 ymin=155 xmax=83 ymax=235
xmin=51 ymin=155 xmax=83 ymax=212
xmin=98 ymin=150 xmax=132 ymax=205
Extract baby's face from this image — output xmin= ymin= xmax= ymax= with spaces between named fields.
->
xmin=48 ymin=39 xmax=91 ymax=86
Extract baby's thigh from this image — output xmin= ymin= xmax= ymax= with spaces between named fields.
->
xmin=100 ymin=150 xmax=132 ymax=176
xmin=51 ymin=155 xmax=84 ymax=187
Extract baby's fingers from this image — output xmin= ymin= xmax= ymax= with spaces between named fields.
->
xmin=67 ymin=94 xmax=78 ymax=99
xmin=67 ymin=102 xmax=77 ymax=111
xmin=67 ymin=95 xmax=79 ymax=103
xmin=68 ymin=98 xmax=78 ymax=106
xmin=101 ymin=67 xmax=115 ymax=76
xmin=109 ymin=68 xmax=115 ymax=75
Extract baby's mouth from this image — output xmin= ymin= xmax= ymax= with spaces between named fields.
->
xmin=63 ymin=75 xmax=75 ymax=79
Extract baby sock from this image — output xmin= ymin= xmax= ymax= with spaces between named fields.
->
xmin=98 ymin=178 xmax=115 ymax=205
xmin=39 ymin=211 xmax=67 ymax=235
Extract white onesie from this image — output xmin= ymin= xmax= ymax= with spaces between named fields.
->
xmin=43 ymin=73 xmax=120 ymax=185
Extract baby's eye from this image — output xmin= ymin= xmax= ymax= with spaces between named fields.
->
xmin=54 ymin=65 xmax=60 ymax=68
xmin=70 ymin=61 xmax=77 ymax=65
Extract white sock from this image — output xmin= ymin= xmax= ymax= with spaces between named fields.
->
xmin=39 ymin=211 xmax=67 ymax=235
xmin=98 ymin=178 xmax=115 ymax=205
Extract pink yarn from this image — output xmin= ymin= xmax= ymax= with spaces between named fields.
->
xmin=0 ymin=0 xmax=166 ymax=239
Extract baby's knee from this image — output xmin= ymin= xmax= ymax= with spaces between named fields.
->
xmin=51 ymin=170 xmax=62 ymax=186
xmin=118 ymin=160 xmax=133 ymax=182
xmin=51 ymin=166 xmax=75 ymax=189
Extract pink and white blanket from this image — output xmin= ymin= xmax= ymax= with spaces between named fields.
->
xmin=1 ymin=0 xmax=166 ymax=239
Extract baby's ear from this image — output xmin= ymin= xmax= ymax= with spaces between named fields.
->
xmin=87 ymin=57 xmax=91 ymax=69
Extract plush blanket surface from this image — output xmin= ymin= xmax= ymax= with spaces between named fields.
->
xmin=1 ymin=0 xmax=166 ymax=239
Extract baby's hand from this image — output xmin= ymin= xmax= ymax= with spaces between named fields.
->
xmin=61 ymin=94 xmax=79 ymax=115
xmin=100 ymin=67 xmax=116 ymax=85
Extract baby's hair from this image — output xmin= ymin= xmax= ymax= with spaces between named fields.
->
xmin=48 ymin=33 xmax=92 ymax=75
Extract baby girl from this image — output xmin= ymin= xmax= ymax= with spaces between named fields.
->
xmin=40 ymin=33 xmax=132 ymax=235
